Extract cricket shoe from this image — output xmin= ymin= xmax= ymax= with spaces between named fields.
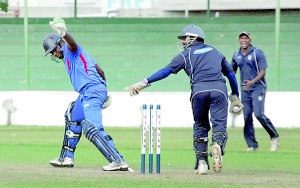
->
xmin=195 ymin=160 xmax=208 ymax=175
xmin=49 ymin=157 xmax=74 ymax=168
xmin=271 ymin=137 xmax=279 ymax=152
xmin=102 ymin=160 xmax=129 ymax=171
xmin=210 ymin=143 xmax=222 ymax=173
xmin=245 ymin=147 xmax=258 ymax=152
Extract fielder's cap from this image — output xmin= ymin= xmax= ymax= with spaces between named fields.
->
xmin=239 ymin=31 xmax=251 ymax=39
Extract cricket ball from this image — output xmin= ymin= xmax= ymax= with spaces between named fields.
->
xmin=232 ymin=106 xmax=240 ymax=113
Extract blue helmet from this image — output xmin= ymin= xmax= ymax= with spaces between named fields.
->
xmin=178 ymin=25 xmax=205 ymax=40
xmin=178 ymin=25 xmax=205 ymax=49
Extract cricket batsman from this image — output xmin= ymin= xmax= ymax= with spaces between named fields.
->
xmin=42 ymin=18 xmax=131 ymax=171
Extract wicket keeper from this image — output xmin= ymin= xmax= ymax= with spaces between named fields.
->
xmin=126 ymin=25 xmax=243 ymax=174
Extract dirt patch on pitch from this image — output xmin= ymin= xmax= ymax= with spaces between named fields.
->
xmin=1 ymin=164 xmax=299 ymax=187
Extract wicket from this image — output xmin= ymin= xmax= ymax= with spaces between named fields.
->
xmin=141 ymin=104 xmax=161 ymax=174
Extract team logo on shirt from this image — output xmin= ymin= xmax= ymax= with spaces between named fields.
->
xmin=193 ymin=47 xmax=213 ymax=54
xmin=248 ymin=55 xmax=252 ymax=60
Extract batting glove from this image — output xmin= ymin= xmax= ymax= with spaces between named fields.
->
xmin=125 ymin=79 xmax=151 ymax=96
xmin=229 ymin=94 xmax=244 ymax=115
xmin=49 ymin=17 xmax=67 ymax=37
xmin=102 ymin=94 xmax=112 ymax=110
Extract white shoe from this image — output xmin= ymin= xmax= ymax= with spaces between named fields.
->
xmin=245 ymin=147 xmax=258 ymax=152
xmin=49 ymin=157 xmax=74 ymax=168
xmin=271 ymin=137 xmax=279 ymax=151
xmin=195 ymin=160 xmax=208 ymax=175
xmin=211 ymin=143 xmax=222 ymax=173
xmin=102 ymin=161 xmax=129 ymax=171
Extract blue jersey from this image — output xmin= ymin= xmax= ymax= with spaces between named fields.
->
xmin=61 ymin=44 xmax=106 ymax=93
xmin=166 ymin=42 xmax=233 ymax=85
xmin=231 ymin=45 xmax=267 ymax=87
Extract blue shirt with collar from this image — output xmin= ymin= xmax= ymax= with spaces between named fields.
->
xmin=231 ymin=45 xmax=267 ymax=87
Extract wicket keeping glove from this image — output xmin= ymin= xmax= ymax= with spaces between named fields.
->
xmin=229 ymin=94 xmax=244 ymax=115
xmin=102 ymin=94 xmax=112 ymax=110
xmin=125 ymin=79 xmax=151 ymax=96
xmin=49 ymin=17 xmax=67 ymax=37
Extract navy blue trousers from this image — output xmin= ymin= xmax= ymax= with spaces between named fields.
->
xmin=191 ymin=81 xmax=228 ymax=161
xmin=241 ymin=86 xmax=279 ymax=148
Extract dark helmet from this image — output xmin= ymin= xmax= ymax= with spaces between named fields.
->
xmin=178 ymin=25 xmax=205 ymax=40
xmin=43 ymin=33 xmax=62 ymax=56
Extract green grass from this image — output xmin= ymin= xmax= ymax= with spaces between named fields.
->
xmin=0 ymin=126 xmax=299 ymax=187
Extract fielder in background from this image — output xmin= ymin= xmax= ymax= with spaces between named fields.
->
xmin=126 ymin=25 xmax=243 ymax=175
xmin=231 ymin=32 xmax=279 ymax=152
xmin=43 ymin=18 xmax=131 ymax=171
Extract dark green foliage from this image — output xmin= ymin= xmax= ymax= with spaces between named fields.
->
xmin=0 ymin=1 xmax=8 ymax=12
